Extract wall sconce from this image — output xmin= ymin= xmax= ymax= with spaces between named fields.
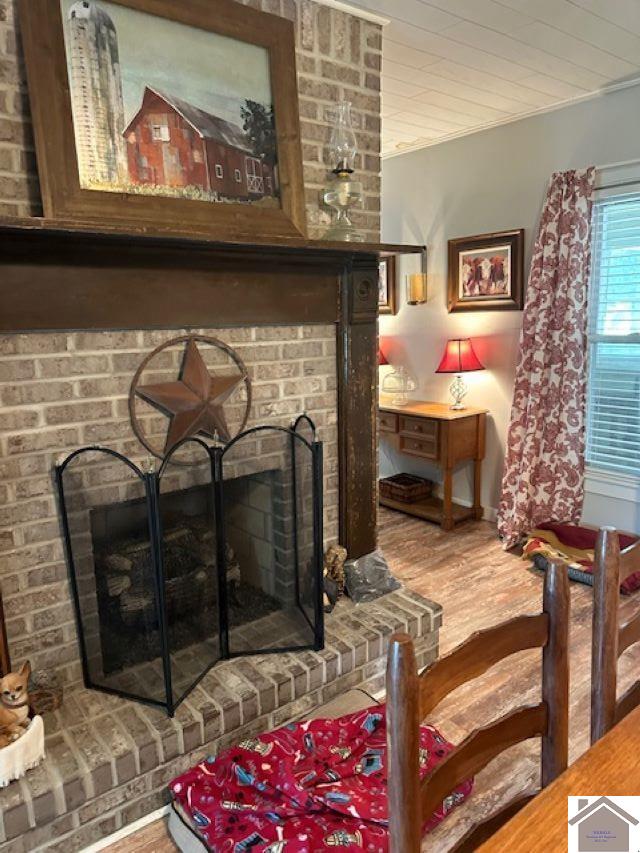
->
xmin=406 ymin=248 xmax=427 ymax=305
xmin=406 ymin=273 xmax=427 ymax=305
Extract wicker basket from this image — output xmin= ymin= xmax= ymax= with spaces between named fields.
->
xmin=379 ymin=473 xmax=433 ymax=503
xmin=29 ymin=670 xmax=63 ymax=714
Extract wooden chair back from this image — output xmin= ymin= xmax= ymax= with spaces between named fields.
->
xmin=591 ymin=526 xmax=640 ymax=743
xmin=386 ymin=561 xmax=570 ymax=853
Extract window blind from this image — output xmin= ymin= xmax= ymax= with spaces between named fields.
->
xmin=586 ymin=192 xmax=640 ymax=476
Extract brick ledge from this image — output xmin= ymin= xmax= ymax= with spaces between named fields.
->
xmin=0 ymin=589 xmax=441 ymax=851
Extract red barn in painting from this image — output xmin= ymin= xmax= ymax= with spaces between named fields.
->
xmin=123 ymin=87 xmax=277 ymax=202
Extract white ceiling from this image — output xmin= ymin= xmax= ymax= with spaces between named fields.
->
xmin=329 ymin=0 xmax=640 ymax=157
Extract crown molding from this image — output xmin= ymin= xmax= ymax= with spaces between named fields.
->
xmin=311 ymin=0 xmax=389 ymax=26
xmin=383 ymin=76 xmax=640 ymax=160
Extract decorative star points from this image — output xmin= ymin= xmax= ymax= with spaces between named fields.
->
xmin=135 ymin=338 xmax=244 ymax=453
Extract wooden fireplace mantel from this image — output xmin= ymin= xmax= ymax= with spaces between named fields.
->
xmin=0 ymin=215 xmax=422 ymax=255
xmin=0 ymin=217 xmax=423 ymax=331
xmin=0 ymin=216 xmax=424 ymax=559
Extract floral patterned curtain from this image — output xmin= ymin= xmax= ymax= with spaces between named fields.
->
xmin=498 ymin=167 xmax=596 ymax=549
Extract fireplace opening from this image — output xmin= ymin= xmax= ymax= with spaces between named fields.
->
xmin=56 ymin=419 xmax=324 ymax=715
xmin=91 ymin=479 xmax=285 ymax=676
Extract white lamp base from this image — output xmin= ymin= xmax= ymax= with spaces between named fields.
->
xmin=449 ymin=374 xmax=468 ymax=410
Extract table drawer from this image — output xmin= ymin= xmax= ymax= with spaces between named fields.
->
xmin=399 ymin=415 xmax=438 ymax=440
xmin=400 ymin=435 xmax=438 ymax=460
xmin=378 ymin=411 xmax=398 ymax=433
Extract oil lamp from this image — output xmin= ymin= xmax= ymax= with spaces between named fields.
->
xmin=323 ymin=101 xmax=364 ymax=242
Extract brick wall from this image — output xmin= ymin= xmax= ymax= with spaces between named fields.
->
xmin=0 ymin=326 xmax=339 ymax=683
xmin=0 ymin=0 xmax=382 ymax=240
xmin=0 ymin=0 xmax=381 ymax=681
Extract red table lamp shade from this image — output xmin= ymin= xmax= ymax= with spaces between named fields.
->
xmin=436 ymin=339 xmax=484 ymax=374
xmin=378 ymin=349 xmax=389 ymax=366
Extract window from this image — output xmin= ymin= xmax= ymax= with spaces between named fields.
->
xmin=193 ymin=149 xmax=203 ymax=164
xmin=586 ymin=192 xmax=640 ymax=477
xmin=234 ymin=169 xmax=242 ymax=183
xmin=151 ymin=124 xmax=170 ymax=142
xmin=215 ymin=164 xmax=224 ymax=179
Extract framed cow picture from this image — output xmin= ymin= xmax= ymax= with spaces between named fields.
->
xmin=19 ymin=0 xmax=306 ymax=242
xmin=378 ymin=256 xmax=397 ymax=315
xmin=447 ymin=229 xmax=525 ymax=312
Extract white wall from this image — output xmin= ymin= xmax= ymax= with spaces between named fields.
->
xmin=381 ymin=83 xmax=640 ymax=521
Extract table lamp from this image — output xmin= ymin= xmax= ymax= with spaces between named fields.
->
xmin=435 ymin=338 xmax=484 ymax=410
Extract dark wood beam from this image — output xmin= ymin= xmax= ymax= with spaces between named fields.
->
xmin=1 ymin=230 xmax=343 ymax=331
xmin=338 ymin=257 xmax=379 ymax=558
xmin=0 ymin=219 xmax=422 ymax=333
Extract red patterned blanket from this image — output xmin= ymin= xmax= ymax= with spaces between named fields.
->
xmin=524 ymin=521 xmax=640 ymax=594
xmin=170 ymin=704 xmax=472 ymax=852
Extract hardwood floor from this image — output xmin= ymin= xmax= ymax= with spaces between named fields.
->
xmin=101 ymin=509 xmax=640 ymax=852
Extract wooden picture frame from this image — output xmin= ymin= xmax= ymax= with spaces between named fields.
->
xmin=378 ymin=255 xmax=398 ymax=315
xmin=0 ymin=587 xmax=11 ymax=677
xmin=19 ymin=0 xmax=306 ymax=242
xmin=448 ymin=229 xmax=524 ymax=312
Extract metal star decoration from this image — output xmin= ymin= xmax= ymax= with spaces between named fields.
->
xmin=135 ymin=338 xmax=244 ymax=452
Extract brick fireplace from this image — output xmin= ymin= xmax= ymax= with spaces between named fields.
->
xmin=0 ymin=0 xmax=388 ymax=688
xmin=0 ymin=219 xmax=441 ymax=852
xmin=0 ymin=324 xmax=338 ymax=686
xmin=0 ymin=230 xmax=442 ymax=852
xmin=0 ymin=2 xmax=442 ymax=850
xmin=0 ymin=238 xmax=440 ymax=853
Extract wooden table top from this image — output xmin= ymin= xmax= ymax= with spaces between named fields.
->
xmin=378 ymin=397 xmax=488 ymax=420
xmin=479 ymin=704 xmax=640 ymax=852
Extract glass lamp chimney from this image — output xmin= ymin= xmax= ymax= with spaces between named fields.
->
xmin=329 ymin=101 xmax=357 ymax=174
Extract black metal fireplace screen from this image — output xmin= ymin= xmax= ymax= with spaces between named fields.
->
xmin=55 ymin=418 xmax=324 ymax=715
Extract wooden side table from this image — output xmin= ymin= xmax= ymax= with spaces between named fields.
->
xmin=378 ymin=397 xmax=487 ymax=531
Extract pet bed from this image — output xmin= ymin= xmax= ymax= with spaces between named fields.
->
xmin=0 ymin=715 xmax=45 ymax=788
xmin=167 ymin=689 xmax=378 ymax=853
xmin=523 ymin=521 xmax=640 ymax=594
xmin=168 ymin=704 xmax=472 ymax=852
xmin=168 ymin=803 xmax=207 ymax=853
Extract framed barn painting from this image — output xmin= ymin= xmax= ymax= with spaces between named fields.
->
xmin=448 ymin=229 xmax=524 ymax=312
xmin=19 ymin=0 xmax=306 ymax=242
xmin=378 ymin=256 xmax=397 ymax=315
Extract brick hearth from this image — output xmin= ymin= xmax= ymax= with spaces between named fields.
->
xmin=0 ymin=590 xmax=441 ymax=852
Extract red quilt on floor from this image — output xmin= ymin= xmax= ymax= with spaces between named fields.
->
xmin=170 ymin=704 xmax=472 ymax=852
